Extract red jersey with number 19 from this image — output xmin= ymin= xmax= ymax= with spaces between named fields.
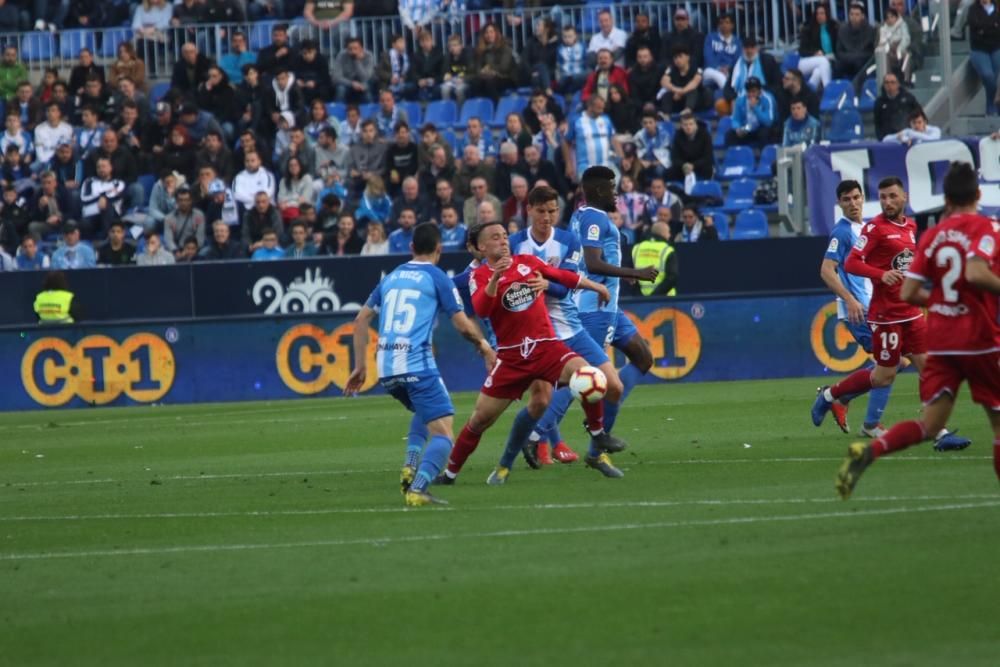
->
xmin=846 ymin=214 xmax=923 ymax=324
xmin=906 ymin=213 xmax=1000 ymax=354
xmin=470 ymin=254 xmax=583 ymax=352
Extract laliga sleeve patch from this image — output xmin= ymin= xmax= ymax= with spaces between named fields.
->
xmin=469 ymin=276 xmax=477 ymax=294
xmin=587 ymin=224 xmax=601 ymax=241
xmin=978 ymin=234 xmax=996 ymax=257
xmin=854 ymin=235 xmax=868 ymax=251
xmin=569 ymin=250 xmax=581 ymax=263
xmin=452 ymin=287 xmax=464 ymax=307
xmin=827 ymin=238 xmax=839 ymax=253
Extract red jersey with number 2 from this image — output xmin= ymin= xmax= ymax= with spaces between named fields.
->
xmin=470 ymin=254 xmax=582 ymax=351
xmin=906 ymin=213 xmax=1000 ymax=354
xmin=848 ymin=214 xmax=923 ymax=324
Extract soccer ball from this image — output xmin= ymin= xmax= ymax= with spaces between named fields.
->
xmin=569 ymin=366 xmax=608 ymax=403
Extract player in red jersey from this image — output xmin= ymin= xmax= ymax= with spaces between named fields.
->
xmin=444 ymin=221 xmax=626 ymax=484
xmin=811 ymin=176 xmax=971 ymax=451
xmin=837 ymin=162 xmax=1000 ymax=498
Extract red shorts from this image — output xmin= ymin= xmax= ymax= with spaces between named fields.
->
xmin=920 ymin=352 xmax=1000 ymax=411
xmin=870 ymin=317 xmax=927 ymax=367
xmin=481 ymin=340 xmax=579 ymax=400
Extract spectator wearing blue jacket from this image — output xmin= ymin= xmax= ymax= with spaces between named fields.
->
xmin=250 ymin=229 xmax=285 ymax=260
xmin=782 ymin=99 xmax=822 ymax=147
xmin=387 ymin=207 xmax=417 ymax=253
xmin=726 ymin=77 xmax=777 ymax=148
xmin=702 ymin=13 xmax=742 ymax=90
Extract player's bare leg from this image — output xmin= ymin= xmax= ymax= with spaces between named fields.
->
xmin=437 ymin=393 xmax=513 ymax=484
xmin=837 ymin=394 xmax=955 ymax=499
xmin=494 ymin=381 xmax=554 ymax=482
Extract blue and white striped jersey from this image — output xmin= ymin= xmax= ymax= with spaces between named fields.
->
xmin=365 ymin=260 xmax=463 ymax=378
xmin=509 ymin=226 xmax=584 ymax=339
xmin=570 ymin=206 xmax=620 ymax=313
xmin=565 ymin=113 xmax=615 ymax=180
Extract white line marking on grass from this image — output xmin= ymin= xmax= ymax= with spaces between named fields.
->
xmin=2 ymin=501 xmax=998 ymax=561
xmin=3 ymin=494 xmax=998 ymax=523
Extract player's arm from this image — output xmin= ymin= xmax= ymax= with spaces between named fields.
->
xmin=534 ymin=258 xmax=611 ymax=305
xmin=899 ymin=276 xmax=930 ymax=306
xmin=583 ymin=245 xmax=658 ymax=282
xmin=820 ymin=258 xmax=865 ymax=324
xmin=844 ymin=245 xmax=903 ymax=285
xmin=451 ymin=311 xmax=497 ymax=368
xmin=471 ymin=259 xmax=511 ymax=316
xmin=965 ymin=256 xmax=1000 ymax=294
xmin=345 ymin=304 xmax=377 ymax=396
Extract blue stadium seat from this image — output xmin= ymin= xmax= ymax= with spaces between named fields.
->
xmin=100 ymin=29 xmax=132 ymax=58
xmin=781 ymin=52 xmax=801 ymax=74
xmin=718 ymin=146 xmax=755 ymax=180
xmin=550 ymin=93 xmax=565 ymax=112
xmin=359 ymin=102 xmax=379 ymax=120
xmin=424 ymin=100 xmax=457 ymax=129
xmin=399 ymin=101 xmax=422 ymax=128
xmin=828 ymin=109 xmax=863 ymax=143
xmin=569 ymin=90 xmax=583 ymax=114
xmin=440 ymin=129 xmax=459 ymax=153
xmin=702 ymin=208 xmax=731 ymax=239
xmin=713 ymin=116 xmax=732 ymax=148
xmin=60 ymin=30 xmax=96 ymax=59
xmin=732 ymin=209 xmax=769 ymax=239
xmin=149 ymin=82 xmax=170 ymax=109
xmin=21 ymin=33 xmax=54 ymax=61
xmin=690 ymin=180 xmax=724 ymax=204
xmin=326 ymin=102 xmax=347 ymax=121
xmin=458 ymin=97 xmax=495 ymax=127
xmin=752 ymin=144 xmax=778 ymax=178
xmin=858 ymin=78 xmax=878 ymax=112
xmin=820 ymin=79 xmax=856 ymax=113
xmin=491 ymin=95 xmax=528 ymax=128
xmin=249 ymin=21 xmax=277 ymax=51
xmin=722 ymin=178 xmax=759 ymax=213
xmin=138 ymin=173 xmax=156 ymax=205
xmin=659 ymin=120 xmax=675 ymax=143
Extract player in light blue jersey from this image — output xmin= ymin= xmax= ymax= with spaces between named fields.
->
xmin=347 ymin=223 xmax=494 ymax=506
xmin=494 ymin=185 xmax=626 ymax=477
xmin=817 ymin=179 xmax=893 ymax=438
xmin=560 ymin=166 xmax=660 ymax=476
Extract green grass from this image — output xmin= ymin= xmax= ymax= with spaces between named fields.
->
xmin=2 ymin=375 xmax=999 ymax=666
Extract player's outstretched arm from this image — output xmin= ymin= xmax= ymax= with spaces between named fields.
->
xmin=578 ymin=277 xmax=611 ymax=307
xmin=451 ymin=312 xmax=497 ymax=369
xmin=900 ymin=276 xmax=930 ymax=306
xmin=582 ymin=246 xmax=658 ymax=282
xmin=820 ymin=258 xmax=865 ymax=323
xmin=966 ymin=256 xmax=1000 ymax=294
xmin=345 ymin=305 xmax=376 ymax=396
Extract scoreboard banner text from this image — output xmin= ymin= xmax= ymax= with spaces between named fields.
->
xmin=2 ymin=293 xmax=867 ymax=411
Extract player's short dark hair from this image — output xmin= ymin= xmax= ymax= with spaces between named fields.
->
xmin=582 ymin=165 xmax=616 ymax=188
xmin=836 ymin=179 xmax=863 ymax=199
xmin=527 ymin=185 xmax=559 ymax=207
xmin=471 ymin=221 xmax=504 ymax=247
xmin=412 ymin=222 xmax=441 ymax=254
xmin=877 ymin=176 xmax=904 ymax=191
xmin=943 ymin=161 xmax=979 ymax=207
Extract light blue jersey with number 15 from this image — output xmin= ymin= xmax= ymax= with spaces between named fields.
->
xmin=365 ymin=260 xmax=463 ymax=378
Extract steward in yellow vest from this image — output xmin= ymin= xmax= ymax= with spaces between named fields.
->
xmin=631 ymin=222 xmax=678 ymax=296
xmin=34 ymin=272 xmax=78 ymax=323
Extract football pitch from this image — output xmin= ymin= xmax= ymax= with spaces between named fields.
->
xmin=3 ymin=375 xmax=999 ymax=666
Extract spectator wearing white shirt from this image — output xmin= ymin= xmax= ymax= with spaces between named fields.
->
xmin=232 ymin=150 xmax=276 ymax=213
xmin=33 ymin=103 xmax=73 ymax=169
xmin=587 ymin=10 xmax=629 ymax=67
xmin=882 ymin=109 xmax=941 ymax=145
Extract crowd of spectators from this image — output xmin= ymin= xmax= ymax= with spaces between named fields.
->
xmin=0 ymin=1 xmax=963 ymax=272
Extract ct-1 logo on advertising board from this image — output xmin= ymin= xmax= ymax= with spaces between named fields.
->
xmin=276 ymin=323 xmax=379 ymax=395
xmin=622 ymin=308 xmax=702 ymax=380
xmin=20 ymin=333 xmax=175 ymax=407
xmin=810 ymin=301 xmax=869 ymax=373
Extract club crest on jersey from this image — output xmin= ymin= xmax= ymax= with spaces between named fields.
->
xmin=502 ymin=282 xmax=536 ymax=312
xmin=516 ymin=264 xmax=532 ymax=276
xmin=892 ymin=248 xmax=914 ymax=272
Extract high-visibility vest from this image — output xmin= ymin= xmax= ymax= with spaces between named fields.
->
xmin=631 ymin=239 xmax=676 ymax=296
xmin=34 ymin=289 xmax=74 ymax=323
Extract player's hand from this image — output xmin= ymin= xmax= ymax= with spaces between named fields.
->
xmin=344 ymin=366 xmax=366 ymax=396
xmin=636 ymin=266 xmax=659 ymax=282
xmin=594 ymin=283 xmax=611 ymax=307
xmin=527 ymin=271 xmax=549 ymax=294
xmin=881 ymin=269 xmax=904 ymax=286
xmin=846 ymin=298 xmax=865 ymax=324
xmin=479 ymin=341 xmax=497 ymax=369
xmin=491 ymin=257 xmax=513 ymax=276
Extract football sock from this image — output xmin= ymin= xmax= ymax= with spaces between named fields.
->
xmin=546 ymin=422 xmax=564 ymax=447
xmin=405 ymin=414 xmax=428 ymax=469
xmin=871 ymin=420 xmax=927 ymax=459
xmin=582 ymin=399 xmax=604 ymax=435
xmin=604 ymin=363 xmax=644 ymax=434
xmin=411 ymin=435 xmax=451 ymax=493
xmin=499 ymin=407 xmax=541 ymax=469
xmin=863 ymin=385 xmax=892 ymax=428
xmin=446 ymin=423 xmax=483 ymax=475
xmin=532 ymin=387 xmax=574 ymax=445
xmin=829 ymin=369 xmax=873 ymax=402
xmin=993 ymin=439 xmax=1000 ymax=482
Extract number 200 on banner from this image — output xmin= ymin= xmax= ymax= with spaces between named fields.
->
xmin=20 ymin=334 xmax=175 ymax=407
